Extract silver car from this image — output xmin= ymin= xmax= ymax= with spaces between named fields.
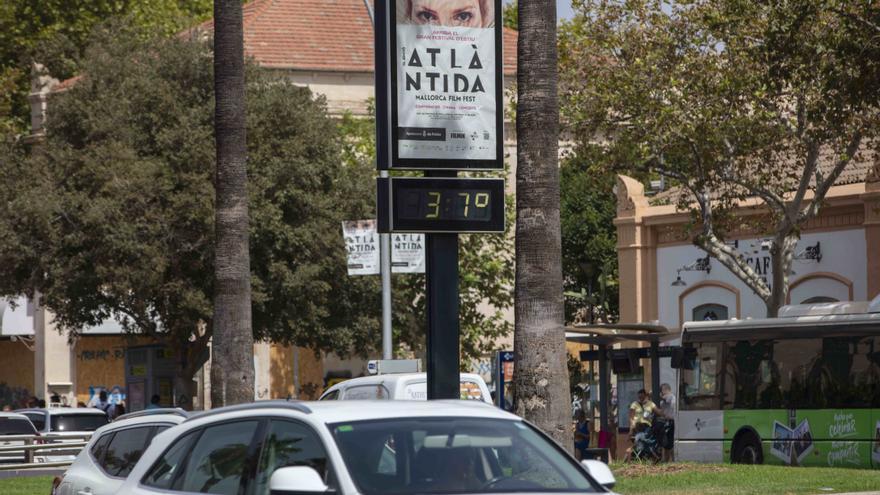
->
xmin=113 ymin=400 xmax=617 ymax=495
xmin=54 ymin=409 xmax=188 ymax=495
xmin=17 ymin=407 xmax=111 ymax=463
xmin=0 ymin=412 xmax=38 ymax=464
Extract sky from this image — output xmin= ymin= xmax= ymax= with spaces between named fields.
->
xmin=504 ymin=0 xmax=577 ymax=21
xmin=557 ymin=1 xmax=576 ymax=20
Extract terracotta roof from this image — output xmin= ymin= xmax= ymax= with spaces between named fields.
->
xmin=202 ymin=0 xmax=518 ymax=74
xmin=55 ymin=1 xmax=518 ymax=90
xmin=648 ymin=147 xmax=877 ymax=206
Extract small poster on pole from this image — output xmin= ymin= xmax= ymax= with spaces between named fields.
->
xmin=391 ymin=233 xmax=425 ymax=273
xmin=343 ymin=221 xmax=426 ymax=275
xmin=343 ymin=220 xmax=380 ymax=275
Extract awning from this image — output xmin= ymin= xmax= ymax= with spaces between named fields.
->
xmin=0 ymin=296 xmax=36 ymax=337
xmin=565 ymin=322 xmax=673 ymax=346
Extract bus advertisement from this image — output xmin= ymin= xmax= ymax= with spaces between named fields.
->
xmin=674 ymin=297 xmax=880 ymax=469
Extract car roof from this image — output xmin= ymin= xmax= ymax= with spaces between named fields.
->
xmin=306 ymin=400 xmax=512 ymax=423
xmin=16 ymin=408 xmax=108 ymax=416
xmin=0 ymin=412 xmax=31 ymax=420
xmin=326 ymin=373 xmax=486 ymax=391
xmin=188 ymin=399 xmax=517 ymax=425
xmin=92 ymin=413 xmax=186 ymax=437
xmin=115 ymin=408 xmax=189 ymax=422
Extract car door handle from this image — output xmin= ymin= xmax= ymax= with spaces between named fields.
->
xmin=77 ymin=489 xmax=92 ymax=495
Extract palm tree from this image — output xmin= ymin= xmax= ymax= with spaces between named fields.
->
xmin=210 ymin=0 xmax=254 ymax=407
xmin=514 ymin=0 xmax=572 ymax=447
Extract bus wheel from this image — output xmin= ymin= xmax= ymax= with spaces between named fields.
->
xmin=732 ymin=432 xmax=763 ymax=465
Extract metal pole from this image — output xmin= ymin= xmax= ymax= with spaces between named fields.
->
xmin=426 ymin=169 xmax=460 ymax=400
xmin=598 ymin=344 xmax=609 ymax=435
xmin=426 ymin=231 xmax=460 ymax=399
xmin=372 ymin=0 xmax=393 ymax=359
xmin=380 ymin=225 xmax=392 ymax=359
xmin=650 ymin=339 xmax=661 ymax=399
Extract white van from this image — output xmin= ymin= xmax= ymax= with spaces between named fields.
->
xmin=318 ymin=373 xmax=493 ymax=404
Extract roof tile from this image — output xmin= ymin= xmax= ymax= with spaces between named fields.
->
xmin=204 ymin=0 xmax=518 ymax=74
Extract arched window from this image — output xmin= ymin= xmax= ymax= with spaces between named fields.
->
xmin=693 ymin=303 xmax=728 ymax=321
xmin=800 ymin=296 xmax=839 ymax=304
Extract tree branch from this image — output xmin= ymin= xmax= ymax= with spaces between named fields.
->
xmin=689 ymin=184 xmax=772 ymax=302
xmin=790 ymin=138 xmax=820 ymax=214
xmin=800 ymin=130 xmax=863 ymax=221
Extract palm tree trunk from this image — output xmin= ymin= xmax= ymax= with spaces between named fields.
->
xmin=210 ymin=0 xmax=254 ymax=407
xmin=514 ymin=0 xmax=572 ymax=448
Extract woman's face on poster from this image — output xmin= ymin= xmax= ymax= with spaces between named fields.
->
xmin=409 ymin=0 xmax=485 ymax=28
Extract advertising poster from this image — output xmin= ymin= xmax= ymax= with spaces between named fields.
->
xmin=391 ymin=0 xmax=503 ymax=169
xmin=792 ymin=419 xmax=814 ymax=464
xmin=771 ymin=421 xmax=793 ymax=463
xmin=343 ymin=221 xmax=426 ymax=275
xmin=391 ymin=233 xmax=425 ymax=273
xmin=343 ymin=220 xmax=380 ymax=275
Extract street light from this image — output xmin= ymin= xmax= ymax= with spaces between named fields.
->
xmin=670 ymin=256 xmax=711 ymax=287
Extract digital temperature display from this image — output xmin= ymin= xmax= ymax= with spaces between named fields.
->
xmin=398 ymin=189 xmax=493 ymax=222
xmin=378 ymin=177 xmax=505 ymax=233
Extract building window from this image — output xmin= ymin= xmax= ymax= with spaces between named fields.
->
xmin=800 ymin=296 xmax=838 ymax=304
xmin=693 ymin=303 xmax=728 ymax=321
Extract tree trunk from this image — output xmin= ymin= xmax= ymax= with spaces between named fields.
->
xmin=766 ymin=235 xmax=798 ymax=317
xmin=514 ymin=0 xmax=572 ymax=448
xmin=211 ymin=0 xmax=254 ymax=407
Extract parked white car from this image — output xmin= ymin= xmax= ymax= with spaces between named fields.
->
xmin=319 ymin=373 xmax=493 ymax=404
xmin=113 ymin=400 xmax=617 ymax=495
xmin=0 ymin=412 xmax=38 ymax=464
xmin=53 ymin=409 xmax=188 ymax=495
xmin=16 ymin=407 xmax=110 ymax=462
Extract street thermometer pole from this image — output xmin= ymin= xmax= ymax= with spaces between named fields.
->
xmin=375 ymin=0 xmax=505 ymax=400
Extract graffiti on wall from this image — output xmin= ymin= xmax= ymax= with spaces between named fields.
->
xmin=0 ymin=382 xmax=31 ymax=409
xmin=77 ymin=348 xmax=125 ymax=361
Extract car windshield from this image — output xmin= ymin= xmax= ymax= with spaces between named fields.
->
xmin=0 ymin=418 xmax=35 ymax=435
xmin=330 ymin=417 xmax=598 ymax=495
xmin=51 ymin=414 xmax=108 ymax=432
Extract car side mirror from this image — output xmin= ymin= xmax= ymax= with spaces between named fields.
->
xmin=270 ymin=466 xmax=329 ymax=494
xmin=581 ymin=459 xmax=616 ymax=489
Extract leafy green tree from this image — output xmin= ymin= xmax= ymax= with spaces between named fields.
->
xmin=561 ymin=0 xmax=880 ymax=316
xmin=503 ymin=1 xmax=518 ymax=30
xmin=560 ymin=146 xmax=618 ymax=324
xmin=0 ymin=0 xmax=213 ymax=135
xmin=336 ymin=109 xmax=514 ymax=364
xmin=0 ymin=24 xmax=376 ymax=404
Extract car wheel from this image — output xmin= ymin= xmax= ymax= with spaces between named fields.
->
xmin=732 ymin=432 xmax=763 ymax=464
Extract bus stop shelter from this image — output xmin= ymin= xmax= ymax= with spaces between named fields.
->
xmin=565 ymin=323 xmax=673 ymax=442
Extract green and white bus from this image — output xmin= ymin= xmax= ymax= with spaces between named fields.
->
xmin=675 ymin=296 xmax=880 ymax=468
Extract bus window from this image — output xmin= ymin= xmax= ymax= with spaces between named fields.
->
xmin=818 ymin=335 xmax=879 ymax=408
xmin=722 ymin=340 xmax=776 ymax=410
xmin=774 ymin=338 xmax=822 ymax=409
xmin=680 ymin=343 xmax=722 ymax=410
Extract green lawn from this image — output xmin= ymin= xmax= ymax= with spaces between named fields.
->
xmin=3 ymin=465 xmax=880 ymax=495
xmin=0 ymin=475 xmax=54 ymax=495
xmin=612 ymin=463 xmax=880 ymax=495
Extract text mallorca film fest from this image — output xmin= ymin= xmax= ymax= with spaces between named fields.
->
xmin=395 ymin=0 xmax=499 ymax=162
